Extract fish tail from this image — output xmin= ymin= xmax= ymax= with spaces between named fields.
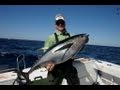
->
xmin=16 ymin=70 xmax=31 ymax=85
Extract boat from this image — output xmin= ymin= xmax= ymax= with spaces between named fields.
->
xmin=0 ymin=54 xmax=120 ymax=85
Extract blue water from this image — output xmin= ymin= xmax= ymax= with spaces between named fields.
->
xmin=0 ymin=38 xmax=120 ymax=70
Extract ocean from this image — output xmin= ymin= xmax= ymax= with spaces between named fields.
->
xmin=0 ymin=38 xmax=120 ymax=71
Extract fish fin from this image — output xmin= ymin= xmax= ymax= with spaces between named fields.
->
xmin=21 ymin=71 xmax=31 ymax=84
xmin=16 ymin=70 xmax=31 ymax=85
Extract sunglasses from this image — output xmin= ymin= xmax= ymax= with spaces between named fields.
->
xmin=56 ymin=19 xmax=65 ymax=26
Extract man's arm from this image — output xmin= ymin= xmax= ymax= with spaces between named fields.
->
xmin=43 ymin=35 xmax=56 ymax=71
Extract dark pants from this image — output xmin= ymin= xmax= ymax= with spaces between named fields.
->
xmin=47 ymin=59 xmax=80 ymax=85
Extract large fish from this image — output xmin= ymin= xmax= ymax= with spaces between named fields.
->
xmin=19 ymin=33 xmax=89 ymax=84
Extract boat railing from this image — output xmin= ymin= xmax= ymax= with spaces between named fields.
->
xmin=12 ymin=54 xmax=27 ymax=85
xmin=16 ymin=54 xmax=26 ymax=71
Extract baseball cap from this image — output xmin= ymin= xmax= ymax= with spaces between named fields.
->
xmin=55 ymin=14 xmax=65 ymax=21
xmin=55 ymin=14 xmax=65 ymax=25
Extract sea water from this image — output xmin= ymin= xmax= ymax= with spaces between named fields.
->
xmin=0 ymin=38 xmax=120 ymax=70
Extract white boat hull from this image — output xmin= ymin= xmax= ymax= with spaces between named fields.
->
xmin=0 ymin=58 xmax=120 ymax=85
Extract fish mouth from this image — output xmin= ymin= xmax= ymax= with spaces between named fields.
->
xmin=81 ymin=34 xmax=89 ymax=43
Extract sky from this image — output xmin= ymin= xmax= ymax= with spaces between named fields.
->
xmin=0 ymin=5 xmax=120 ymax=47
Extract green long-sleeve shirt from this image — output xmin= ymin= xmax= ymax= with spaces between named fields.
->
xmin=43 ymin=30 xmax=70 ymax=52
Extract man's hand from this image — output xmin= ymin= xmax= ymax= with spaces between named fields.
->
xmin=46 ymin=63 xmax=55 ymax=71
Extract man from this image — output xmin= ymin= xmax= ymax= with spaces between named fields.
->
xmin=43 ymin=14 xmax=80 ymax=85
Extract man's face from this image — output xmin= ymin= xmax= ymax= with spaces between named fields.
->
xmin=56 ymin=23 xmax=65 ymax=31
xmin=55 ymin=19 xmax=65 ymax=31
